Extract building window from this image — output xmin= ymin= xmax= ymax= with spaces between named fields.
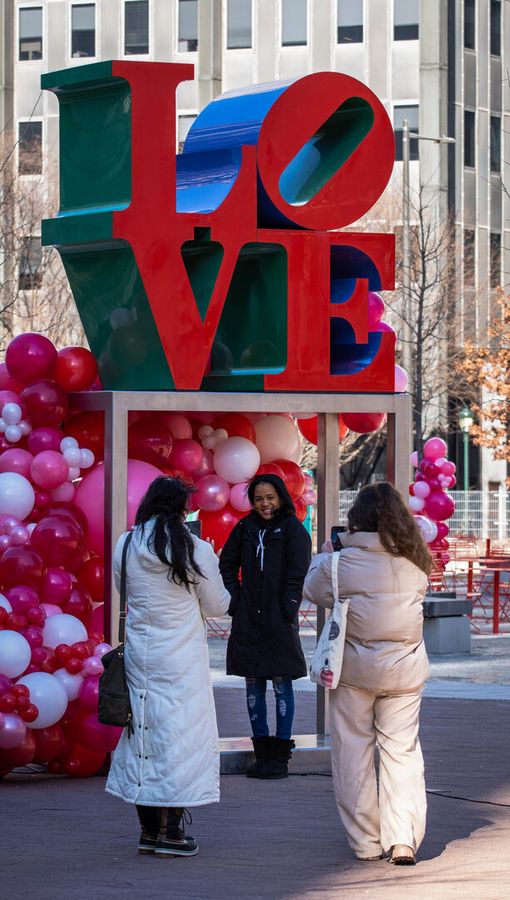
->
xmin=18 ymin=121 xmax=42 ymax=175
xmin=394 ymin=0 xmax=418 ymax=41
xmin=71 ymin=4 xmax=95 ymax=58
xmin=19 ymin=237 xmax=43 ymax=291
xmin=464 ymin=0 xmax=475 ymax=49
xmin=179 ymin=0 xmax=198 ymax=51
xmin=394 ymin=105 xmax=419 ymax=161
xmin=337 ymin=0 xmax=363 ymax=44
xmin=464 ymin=110 xmax=475 ymax=167
xmin=19 ymin=7 xmax=43 ymax=60
xmin=227 ymin=0 xmax=252 ymax=49
xmin=490 ymin=233 xmax=501 ymax=288
xmin=464 ymin=230 xmax=475 ymax=286
xmin=125 ymin=0 xmax=149 ymax=55
xmin=282 ymin=0 xmax=307 ymax=46
xmin=490 ymin=1 xmax=501 ymax=56
xmin=490 ymin=116 xmax=501 ymax=173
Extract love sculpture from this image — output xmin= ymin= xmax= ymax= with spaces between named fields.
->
xmin=42 ymin=61 xmax=396 ymax=394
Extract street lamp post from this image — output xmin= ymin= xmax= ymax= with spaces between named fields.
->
xmin=458 ymin=405 xmax=474 ymax=492
xmin=401 ymin=121 xmax=455 ymax=391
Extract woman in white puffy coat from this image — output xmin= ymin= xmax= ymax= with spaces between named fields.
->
xmin=106 ymin=477 xmax=230 ymax=858
xmin=303 ymin=482 xmax=432 ymax=866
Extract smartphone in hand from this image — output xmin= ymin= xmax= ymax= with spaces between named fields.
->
xmin=330 ymin=525 xmax=347 ymax=551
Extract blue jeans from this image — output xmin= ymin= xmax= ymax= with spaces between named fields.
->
xmin=245 ymin=677 xmax=295 ymax=740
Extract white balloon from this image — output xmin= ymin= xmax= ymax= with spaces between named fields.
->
xmin=409 ymin=496 xmax=425 ymax=512
xmin=79 ymin=448 xmax=95 ymax=469
xmin=0 ymin=630 xmax=32 ymax=678
xmin=2 ymin=402 xmax=22 ymax=425
xmin=0 ymin=472 xmax=35 ymax=520
xmin=51 ymin=481 xmax=76 ymax=502
xmin=213 ymin=428 xmax=228 ymax=444
xmin=214 ymin=437 xmax=260 ymax=484
xmin=63 ymin=447 xmax=82 ymax=467
xmin=60 ymin=436 xmax=79 ymax=452
xmin=17 ymin=672 xmax=68 ymax=729
xmin=54 ymin=667 xmax=84 ymax=701
xmin=19 ymin=420 xmax=32 ymax=436
xmin=5 ymin=424 xmax=22 ymax=443
xmin=40 ymin=603 xmax=63 ymax=618
xmin=0 ymin=418 xmax=5 ymax=432
xmin=202 ymin=436 xmax=216 ymax=450
xmin=255 ymin=416 xmax=301 ymax=464
xmin=414 ymin=515 xmax=438 ymax=544
xmin=42 ymin=613 xmax=88 ymax=649
xmin=0 ymin=593 xmax=13 ymax=613
xmin=198 ymin=425 xmax=213 ymax=438
xmin=67 ymin=466 xmax=81 ymax=481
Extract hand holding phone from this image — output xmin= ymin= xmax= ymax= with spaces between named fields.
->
xmin=330 ymin=525 xmax=347 ymax=551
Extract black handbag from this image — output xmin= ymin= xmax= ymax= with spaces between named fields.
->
xmin=98 ymin=531 xmax=134 ymax=735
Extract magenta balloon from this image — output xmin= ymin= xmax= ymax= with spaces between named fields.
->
xmin=30 ymin=451 xmax=69 ymax=490
xmin=74 ymin=460 xmax=163 ymax=556
xmin=40 ymin=568 xmax=73 ymax=605
xmin=0 ymin=712 xmax=27 ymax=749
xmin=423 ymin=437 xmax=448 ymax=461
xmin=78 ymin=675 xmax=100 ymax=711
xmin=373 ymin=321 xmax=396 ymax=335
xmin=5 ymin=333 xmax=57 ymax=384
xmin=0 ymin=364 xmax=23 ymax=393
xmin=0 ymin=449 xmax=33 ymax=479
xmin=24 ymin=626 xmax=44 ymax=649
xmin=19 ymin=380 xmax=68 ymax=428
xmin=31 ymin=516 xmax=84 ymax=569
xmin=6 ymin=585 xmax=39 ymax=617
xmin=440 ymin=460 xmax=456 ymax=477
xmin=195 ymin=474 xmax=230 ymax=512
xmin=191 ymin=448 xmax=215 ymax=479
xmin=425 ymin=491 xmax=455 ymax=521
xmin=367 ymin=291 xmax=385 ymax=326
xmin=169 ymin=439 xmax=203 ymax=475
xmin=0 ymin=675 xmax=12 ymax=696
xmin=89 ymin=602 xmax=104 ymax=635
xmin=27 ymin=427 xmax=64 ymax=455
xmin=73 ymin=711 xmax=121 ymax=753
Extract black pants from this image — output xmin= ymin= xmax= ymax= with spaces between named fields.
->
xmin=136 ymin=805 xmax=182 ymax=837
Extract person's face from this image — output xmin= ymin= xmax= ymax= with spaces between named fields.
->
xmin=252 ymin=483 xmax=282 ymax=520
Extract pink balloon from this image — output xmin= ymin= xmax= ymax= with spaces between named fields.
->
xmin=302 ymin=489 xmax=317 ymax=506
xmin=78 ymin=674 xmax=100 ymax=710
xmin=423 ymin=437 xmax=448 ymax=462
xmin=51 ymin=482 xmax=76 ymax=502
xmin=19 ymin=380 xmax=68 ymax=428
xmin=0 ymin=712 xmax=26 ymax=749
xmin=27 ymin=427 xmax=64 ymax=455
xmin=168 ymin=439 xmax=203 ymax=474
xmin=71 ymin=710 xmax=121 ymax=753
xmin=159 ymin=413 xmax=192 ymax=440
xmin=94 ymin=642 xmax=112 ymax=658
xmin=191 ymin=448 xmax=215 ymax=479
xmin=394 ymin=365 xmax=408 ymax=392
xmin=440 ymin=460 xmax=456 ymax=477
xmin=30 ymin=451 xmax=69 ymax=490
xmin=5 ymin=333 xmax=57 ymax=384
xmin=367 ymin=291 xmax=385 ymax=326
xmin=425 ymin=491 xmax=455 ymax=522
xmin=195 ymin=475 xmax=230 ymax=512
xmin=9 ymin=525 xmax=29 ymax=546
xmin=409 ymin=496 xmax=425 ymax=512
xmin=74 ymin=460 xmax=163 ymax=555
xmin=82 ymin=656 xmax=103 ymax=677
xmin=413 ymin=481 xmax=431 ymax=499
xmin=229 ymin=482 xmax=252 ymax=513
xmin=40 ymin=603 xmax=62 ymax=618
xmin=0 ymin=449 xmax=33 ymax=479
xmin=436 ymin=522 xmax=450 ymax=539
xmin=414 ymin=515 xmax=438 ymax=544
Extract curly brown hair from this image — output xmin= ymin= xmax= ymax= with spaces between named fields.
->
xmin=347 ymin=482 xmax=433 ymax=575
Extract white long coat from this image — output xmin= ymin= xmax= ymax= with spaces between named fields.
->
xmin=105 ymin=524 xmax=230 ymax=808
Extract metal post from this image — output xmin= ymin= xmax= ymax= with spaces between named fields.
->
xmin=103 ymin=394 xmax=128 ymax=647
xmin=386 ymin=393 xmax=412 ymax=498
xmin=493 ymin=570 xmax=500 ymax=635
xmin=401 ymin=119 xmax=412 ymax=389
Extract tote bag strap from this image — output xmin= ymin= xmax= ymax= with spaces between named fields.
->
xmin=331 ymin=550 xmax=340 ymax=603
xmin=118 ymin=531 xmax=134 ymax=644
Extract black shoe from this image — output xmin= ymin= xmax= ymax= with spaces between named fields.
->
xmin=155 ymin=808 xmax=198 ymax=858
xmin=257 ymin=738 xmax=295 ymax=779
xmin=246 ymin=736 xmax=273 ymax=778
xmin=138 ymin=831 xmax=158 ymax=854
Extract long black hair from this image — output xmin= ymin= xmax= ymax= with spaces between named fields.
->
xmin=247 ymin=474 xmax=296 ymax=517
xmin=134 ymin=476 xmax=204 ymax=589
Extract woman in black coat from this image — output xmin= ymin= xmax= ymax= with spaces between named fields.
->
xmin=219 ymin=474 xmax=311 ymax=779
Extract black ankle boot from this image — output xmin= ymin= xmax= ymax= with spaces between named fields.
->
xmin=136 ymin=805 xmax=161 ymax=854
xmin=246 ymin=736 xmax=273 ymax=778
xmin=155 ymin=808 xmax=198 ymax=857
xmin=258 ymin=738 xmax=295 ymax=779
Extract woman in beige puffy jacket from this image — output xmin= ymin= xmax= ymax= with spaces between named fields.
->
xmin=303 ymin=482 xmax=432 ymax=866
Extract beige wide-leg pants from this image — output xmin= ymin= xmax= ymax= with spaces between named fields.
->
xmin=329 ymin=684 xmax=427 ymax=859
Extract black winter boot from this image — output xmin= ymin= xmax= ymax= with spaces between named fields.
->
xmin=136 ymin=805 xmax=161 ymax=854
xmin=257 ymin=738 xmax=295 ymax=779
xmin=246 ymin=736 xmax=273 ymax=778
xmin=155 ymin=808 xmax=198 ymax=857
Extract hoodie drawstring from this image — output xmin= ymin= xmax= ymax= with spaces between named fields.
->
xmin=256 ymin=529 xmax=267 ymax=571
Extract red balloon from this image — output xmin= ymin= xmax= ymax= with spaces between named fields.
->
xmin=61 ymin=586 xmax=93 ymax=623
xmin=19 ymin=380 xmax=68 ymax=427
xmin=0 ymin=693 xmax=17 ymax=712
xmin=38 ymin=649 xmax=58 ymax=674
xmin=199 ymin=505 xmax=244 ymax=550
xmin=6 ymin=612 xmax=27 ymax=631
xmin=425 ymin=491 xmax=455 ymax=522
xmin=64 ymin=411 xmax=104 ymax=460
xmin=294 ymin=496 xmax=308 ymax=523
xmin=19 ymin=704 xmax=39 ymax=723
xmin=39 ymin=568 xmax=73 ymax=605
xmin=67 ymin=708 xmax=122 ymax=753
xmin=89 ymin=603 xmax=104 ymax=635
xmin=296 ymin=415 xmax=348 ymax=445
xmin=271 ymin=459 xmax=305 ymax=500
xmin=61 ymin=742 xmax=106 ymax=778
xmin=211 ymin=413 xmax=256 ymax=442
xmin=5 ymin=333 xmax=57 ymax=384
xmin=341 ymin=412 xmax=386 ymax=434
xmin=33 ymin=724 xmax=67 ymax=764
xmin=54 ymin=643 xmax=73 ymax=665
xmin=31 ymin=516 xmax=84 ymax=569
xmin=0 ymin=729 xmax=36 ymax=769
xmin=255 ymin=463 xmax=286 ymax=481
xmin=65 ymin=657 xmax=83 ymax=675
xmin=0 ymin=547 xmax=45 ymax=590
xmin=54 ymin=347 xmax=98 ymax=392
xmin=77 ymin=558 xmax=104 ymax=602
xmin=128 ymin=416 xmax=174 ymax=468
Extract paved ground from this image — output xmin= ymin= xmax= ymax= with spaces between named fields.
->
xmin=1 ymin=635 xmax=509 ymax=899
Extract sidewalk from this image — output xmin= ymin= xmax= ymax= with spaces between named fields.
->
xmin=1 ymin=635 xmax=509 ymax=899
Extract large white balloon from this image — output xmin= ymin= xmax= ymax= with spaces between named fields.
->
xmin=213 ymin=437 xmax=260 ymax=484
xmin=413 ymin=515 xmax=438 ymax=544
xmin=255 ymin=416 xmax=301 ymax=464
xmin=42 ymin=613 xmax=88 ymax=649
xmin=0 ymin=471 xmax=35 ymax=520
xmin=54 ymin=667 xmax=84 ymax=701
xmin=0 ymin=630 xmax=32 ymax=678
xmin=17 ymin=671 xmax=68 ymax=729
xmin=0 ymin=593 xmax=13 ymax=613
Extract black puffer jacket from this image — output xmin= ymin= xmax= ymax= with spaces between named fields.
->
xmin=219 ymin=510 xmax=311 ymax=679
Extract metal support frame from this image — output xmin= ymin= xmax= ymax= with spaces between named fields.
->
xmin=70 ymin=389 xmax=411 ymax=737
